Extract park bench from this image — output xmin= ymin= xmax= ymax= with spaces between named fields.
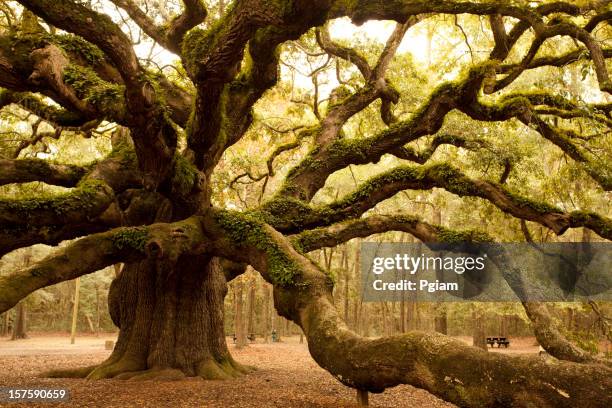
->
xmin=232 ymin=333 xmax=257 ymax=343
xmin=486 ymin=337 xmax=510 ymax=348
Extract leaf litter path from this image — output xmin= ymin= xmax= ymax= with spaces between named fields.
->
xmin=0 ymin=334 xmax=494 ymax=408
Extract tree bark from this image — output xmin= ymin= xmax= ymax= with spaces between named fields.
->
xmin=472 ymin=308 xmax=487 ymax=351
xmin=234 ymin=277 xmax=247 ymax=349
xmin=523 ymin=302 xmax=607 ymax=365
xmin=434 ymin=308 xmax=448 ymax=335
xmin=246 ymin=277 xmax=256 ymax=337
xmin=48 ymin=257 xmax=249 ymax=380
xmin=11 ymin=302 xmax=27 ymax=340
xmin=263 ymin=283 xmax=271 ymax=343
xmin=70 ymin=277 xmax=80 ymax=344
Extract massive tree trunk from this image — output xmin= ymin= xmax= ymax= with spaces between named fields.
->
xmin=50 ymin=256 xmax=248 ymax=380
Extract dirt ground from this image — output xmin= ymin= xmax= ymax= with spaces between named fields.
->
xmin=0 ymin=333 xmax=540 ymax=408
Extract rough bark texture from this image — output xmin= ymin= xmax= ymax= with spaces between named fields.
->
xmin=11 ymin=302 xmax=27 ymax=340
xmin=48 ymin=257 xmax=248 ymax=380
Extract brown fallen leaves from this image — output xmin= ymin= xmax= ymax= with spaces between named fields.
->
xmin=0 ymin=334 xmax=455 ymax=407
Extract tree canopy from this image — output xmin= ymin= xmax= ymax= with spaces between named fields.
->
xmin=0 ymin=0 xmax=611 ymax=407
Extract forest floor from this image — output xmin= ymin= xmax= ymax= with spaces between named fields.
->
xmin=0 ymin=334 xmax=541 ymax=408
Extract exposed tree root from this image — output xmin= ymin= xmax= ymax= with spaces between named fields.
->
xmin=86 ymin=357 xmax=145 ymax=380
xmin=43 ymin=358 xmax=255 ymax=381
xmin=196 ymin=356 xmax=255 ymax=380
xmin=42 ymin=365 xmax=98 ymax=378
xmin=114 ymin=368 xmax=186 ymax=381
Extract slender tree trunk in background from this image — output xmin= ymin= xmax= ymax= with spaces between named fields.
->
xmin=361 ymin=303 xmax=370 ymax=338
xmin=246 ymin=278 xmax=255 ymax=337
xmin=11 ymin=302 xmax=27 ymax=340
xmin=285 ymin=318 xmax=290 ymax=337
xmin=434 ymin=306 xmax=448 ymax=335
xmin=354 ymin=299 xmax=361 ymax=334
xmin=390 ymin=301 xmax=397 ymax=334
xmin=70 ymin=277 xmax=81 ymax=344
xmin=344 ymin=266 xmax=350 ymax=324
xmin=472 ymin=308 xmax=487 ymax=350
xmin=352 ymin=242 xmax=361 ymax=331
xmin=0 ymin=313 xmax=7 ymax=336
xmin=567 ymin=308 xmax=575 ymax=332
xmin=381 ymin=303 xmax=388 ymax=336
xmin=274 ymin=314 xmax=282 ymax=342
xmin=500 ymin=315 xmax=509 ymax=337
xmin=86 ymin=314 xmax=95 ymax=333
xmin=263 ymin=284 xmax=271 ymax=343
xmin=343 ymin=246 xmax=350 ymax=324
xmin=95 ymin=284 xmax=100 ymax=336
xmin=234 ymin=278 xmax=247 ymax=348
xmin=400 ymin=293 xmax=406 ymax=333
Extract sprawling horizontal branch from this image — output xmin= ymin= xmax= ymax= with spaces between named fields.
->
xmin=263 ymin=162 xmax=612 ymax=239
xmin=0 ymin=90 xmax=87 ymax=127
xmin=0 ymin=143 xmax=146 ymax=255
xmin=462 ymin=94 xmax=612 ymax=191
xmin=0 ymin=158 xmax=86 ymax=187
xmin=501 ymin=48 xmax=612 ymax=73
xmin=523 ymin=301 xmax=610 ymax=366
xmin=201 ymin=209 xmax=611 ymax=407
xmin=292 ymin=214 xmax=489 ymax=252
xmin=0 ymin=179 xmax=115 ymax=227
xmin=391 ymin=133 xmax=487 ymax=164
xmin=0 ymin=216 xmax=206 ymax=314
xmin=494 ymin=21 xmax=612 ymax=93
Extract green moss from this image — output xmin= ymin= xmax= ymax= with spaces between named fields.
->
xmin=63 ymin=65 xmax=125 ymax=117
xmin=500 ymin=186 xmax=561 ymax=214
xmin=0 ymin=179 xmax=110 ymax=216
xmin=172 ymin=154 xmax=199 ymax=195
xmin=435 ymin=227 xmax=491 ymax=243
xmin=108 ymin=138 xmax=137 ymax=168
xmin=426 ymin=163 xmax=479 ymax=196
xmin=258 ymin=197 xmax=315 ymax=227
xmin=55 ymin=34 xmax=105 ymax=65
xmin=570 ymin=211 xmax=612 ymax=237
xmin=214 ymin=210 xmax=302 ymax=286
xmin=111 ymin=227 xmax=148 ymax=253
xmin=292 ymin=228 xmax=332 ymax=252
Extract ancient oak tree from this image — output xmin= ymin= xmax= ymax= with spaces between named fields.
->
xmin=0 ymin=0 xmax=611 ymax=406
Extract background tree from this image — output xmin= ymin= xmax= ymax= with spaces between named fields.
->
xmin=0 ymin=0 xmax=611 ymax=407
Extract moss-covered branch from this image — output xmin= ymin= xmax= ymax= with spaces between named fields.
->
xmin=276 ymin=62 xmax=493 ymax=201
xmin=0 ymin=216 xmax=206 ymax=314
xmin=391 ymin=133 xmax=488 ymax=164
xmin=0 ymin=178 xmax=115 ymax=227
xmin=0 ymin=158 xmax=86 ymax=187
xmin=201 ymin=209 xmax=611 ymax=407
xmin=292 ymin=214 xmax=490 ymax=252
xmin=462 ymin=95 xmax=612 ymax=191
xmin=262 ymin=162 xmax=612 ymax=239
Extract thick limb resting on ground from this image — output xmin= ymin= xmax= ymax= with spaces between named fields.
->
xmin=202 ymin=210 xmax=611 ymax=407
xmin=1 ymin=0 xmax=612 ymax=406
